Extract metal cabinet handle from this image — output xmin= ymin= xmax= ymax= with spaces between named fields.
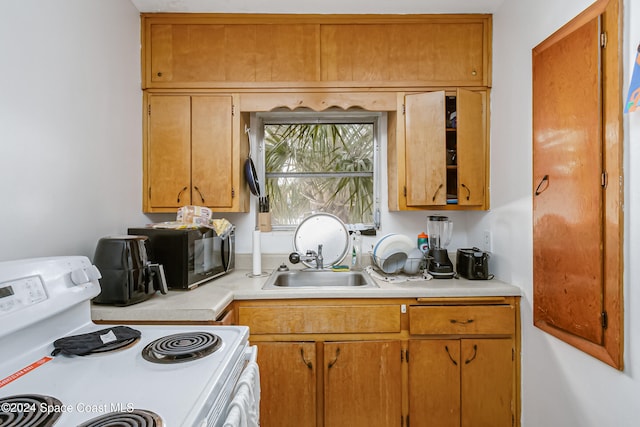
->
xmin=300 ymin=348 xmax=313 ymax=370
xmin=464 ymin=344 xmax=478 ymax=365
xmin=328 ymin=348 xmax=341 ymax=369
xmin=194 ymin=186 xmax=205 ymax=203
xmin=445 ymin=345 xmax=458 ymax=366
xmin=450 ymin=319 xmax=474 ymax=325
xmin=432 ymin=183 xmax=443 ymax=202
xmin=176 ymin=186 xmax=188 ymax=203
xmin=535 ymin=174 xmax=549 ymax=196
xmin=461 ymin=183 xmax=471 ymax=200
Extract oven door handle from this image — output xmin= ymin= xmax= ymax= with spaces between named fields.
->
xmin=245 ymin=345 xmax=258 ymax=364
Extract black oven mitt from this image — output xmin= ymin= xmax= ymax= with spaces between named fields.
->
xmin=51 ymin=326 xmax=141 ymax=356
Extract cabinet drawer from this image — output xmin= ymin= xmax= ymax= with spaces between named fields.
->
xmin=239 ymin=305 xmax=401 ymax=334
xmin=409 ymin=305 xmax=514 ymax=335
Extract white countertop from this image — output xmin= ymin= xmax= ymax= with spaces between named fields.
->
xmin=91 ymin=262 xmax=521 ymax=324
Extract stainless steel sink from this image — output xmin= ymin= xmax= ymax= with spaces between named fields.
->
xmin=262 ymin=269 xmax=379 ymax=289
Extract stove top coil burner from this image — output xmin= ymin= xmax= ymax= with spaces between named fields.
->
xmin=142 ymin=331 xmax=222 ymax=364
xmin=77 ymin=409 xmax=162 ymax=427
xmin=0 ymin=394 xmax=63 ymax=427
xmin=51 ymin=326 xmax=141 ymax=357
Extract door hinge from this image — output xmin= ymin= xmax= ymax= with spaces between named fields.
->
xmin=232 ymin=104 xmax=236 ymax=116
xmin=147 ymin=104 xmax=151 ymax=115
xmin=402 ymin=104 xmax=406 ymax=115
xmin=231 ymin=187 xmax=235 ymax=198
xmin=401 ymin=349 xmax=409 ymax=363
xmin=148 ymin=187 xmax=151 ymax=199
xmin=602 ymin=311 xmax=608 ymax=329
xmin=600 ymin=32 xmax=608 ymax=48
xmin=403 ymin=186 xmax=407 ymax=197
xmin=512 ymin=347 xmax=515 ymax=361
xmin=601 ymin=171 xmax=608 ymax=189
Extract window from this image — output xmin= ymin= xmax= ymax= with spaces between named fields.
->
xmin=256 ymin=111 xmax=380 ymax=229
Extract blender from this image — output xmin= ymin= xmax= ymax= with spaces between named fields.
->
xmin=426 ymin=215 xmax=455 ymax=279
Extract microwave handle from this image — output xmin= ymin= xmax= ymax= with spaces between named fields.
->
xmin=222 ymin=235 xmax=235 ymax=272
xmin=148 ymin=263 xmax=168 ymax=294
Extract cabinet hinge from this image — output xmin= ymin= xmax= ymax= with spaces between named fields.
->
xmin=600 ymin=32 xmax=608 ymax=48
xmin=602 ymin=311 xmax=608 ymax=329
xmin=148 ymin=187 xmax=151 ymax=199
xmin=601 ymin=171 xmax=608 ymax=189
xmin=147 ymin=104 xmax=151 ymax=115
xmin=232 ymin=104 xmax=235 ymax=116
xmin=403 ymin=186 xmax=407 ymax=197
xmin=512 ymin=348 xmax=515 ymax=361
xmin=401 ymin=349 xmax=409 ymax=363
xmin=407 ymin=414 xmax=410 ymax=427
xmin=231 ymin=187 xmax=235 ymax=198
xmin=402 ymin=104 xmax=406 ymax=115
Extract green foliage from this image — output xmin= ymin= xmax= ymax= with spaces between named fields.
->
xmin=264 ymin=123 xmax=375 ymax=225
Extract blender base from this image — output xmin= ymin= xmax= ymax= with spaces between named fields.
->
xmin=427 ymin=249 xmax=455 ymax=279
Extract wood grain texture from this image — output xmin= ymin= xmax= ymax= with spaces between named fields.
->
xmin=409 ymin=305 xmax=515 ymax=335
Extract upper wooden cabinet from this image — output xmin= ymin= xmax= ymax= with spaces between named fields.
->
xmin=388 ymin=88 xmax=488 ymax=211
xmin=141 ymin=14 xmax=492 ymax=89
xmin=143 ymin=93 xmax=249 ymax=213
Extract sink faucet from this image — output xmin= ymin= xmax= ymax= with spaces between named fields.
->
xmin=289 ymin=244 xmax=324 ymax=269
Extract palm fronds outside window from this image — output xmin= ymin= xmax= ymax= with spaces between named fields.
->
xmin=262 ymin=117 xmax=377 ymax=227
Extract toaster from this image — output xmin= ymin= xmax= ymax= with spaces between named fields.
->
xmin=456 ymin=247 xmax=492 ymax=280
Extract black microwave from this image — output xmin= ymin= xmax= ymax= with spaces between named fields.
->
xmin=127 ymin=226 xmax=234 ymax=290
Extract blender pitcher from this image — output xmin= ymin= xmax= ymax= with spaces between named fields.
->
xmin=426 ymin=215 xmax=455 ymax=278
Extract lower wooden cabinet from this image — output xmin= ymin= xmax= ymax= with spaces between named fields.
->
xmin=255 ymin=342 xmax=317 ymax=427
xmin=236 ymin=298 xmax=520 ymax=427
xmin=408 ymin=338 xmax=514 ymax=427
xmin=324 ymin=340 xmax=402 ymax=427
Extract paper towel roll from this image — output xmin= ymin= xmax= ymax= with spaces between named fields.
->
xmin=252 ymin=230 xmax=262 ymax=276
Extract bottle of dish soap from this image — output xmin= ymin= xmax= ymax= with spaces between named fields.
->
xmin=351 ymin=230 xmax=362 ymax=269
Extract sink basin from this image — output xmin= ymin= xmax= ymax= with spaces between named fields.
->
xmin=262 ymin=270 xmax=379 ymax=289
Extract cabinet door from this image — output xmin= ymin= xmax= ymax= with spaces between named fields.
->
xmin=324 ymin=341 xmax=402 ymax=427
xmin=147 ymin=95 xmax=191 ymax=209
xmin=147 ymin=23 xmax=320 ymax=86
xmin=532 ymin=15 xmax=605 ymax=347
xmin=409 ymin=339 xmax=460 ymax=427
xmin=405 ymin=91 xmax=447 ymax=206
xmin=255 ymin=342 xmax=317 ymax=427
xmin=320 ymin=22 xmax=486 ymax=85
xmin=456 ymin=88 xmax=486 ymax=206
xmin=191 ymin=96 xmax=234 ymax=208
xmin=460 ymin=339 xmax=514 ymax=427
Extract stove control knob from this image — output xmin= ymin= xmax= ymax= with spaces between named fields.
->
xmin=70 ymin=265 xmax=102 ymax=285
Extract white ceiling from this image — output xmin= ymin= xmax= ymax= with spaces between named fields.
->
xmin=130 ymin=0 xmax=505 ymax=14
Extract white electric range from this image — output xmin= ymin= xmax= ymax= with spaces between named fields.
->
xmin=0 ymin=256 xmax=256 ymax=427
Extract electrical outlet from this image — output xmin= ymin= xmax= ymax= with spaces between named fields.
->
xmin=483 ymin=230 xmax=493 ymax=252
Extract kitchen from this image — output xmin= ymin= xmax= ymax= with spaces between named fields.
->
xmin=0 ymin=0 xmax=638 ymax=426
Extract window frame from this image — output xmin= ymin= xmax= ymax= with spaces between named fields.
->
xmin=254 ymin=110 xmax=382 ymax=231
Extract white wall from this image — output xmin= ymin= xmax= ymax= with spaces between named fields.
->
xmin=487 ymin=0 xmax=640 ymax=425
xmin=0 ymin=0 xmax=147 ymax=261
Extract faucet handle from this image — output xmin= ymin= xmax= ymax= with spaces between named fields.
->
xmin=289 ymin=252 xmax=301 ymax=264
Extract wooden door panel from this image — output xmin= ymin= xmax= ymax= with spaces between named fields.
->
xmin=461 ymin=339 xmax=513 ymax=427
xmin=409 ymin=340 xmax=460 ymax=427
xmin=456 ymin=88 xmax=485 ymax=206
xmin=320 ymin=23 xmax=485 ymax=84
xmin=532 ymin=16 xmax=604 ymax=344
xmin=191 ymin=96 xmax=233 ymax=208
xmin=405 ymin=91 xmax=446 ymax=206
xmin=147 ymin=95 xmax=191 ymax=208
xmin=256 ymin=342 xmax=317 ymax=427
xmin=324 ymin=341 xmax=402 ymax=427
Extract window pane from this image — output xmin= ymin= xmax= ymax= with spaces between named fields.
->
xmin=263 ymin=121 xmax=376 ymax=227
xmin=266 ymin=176 xmax=374 ymax=226
xmin=265 ymin=124 xmax=374 ymax=173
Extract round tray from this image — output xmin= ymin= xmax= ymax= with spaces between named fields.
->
xmin=294 ymin=213 xmax=349 ymax=268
